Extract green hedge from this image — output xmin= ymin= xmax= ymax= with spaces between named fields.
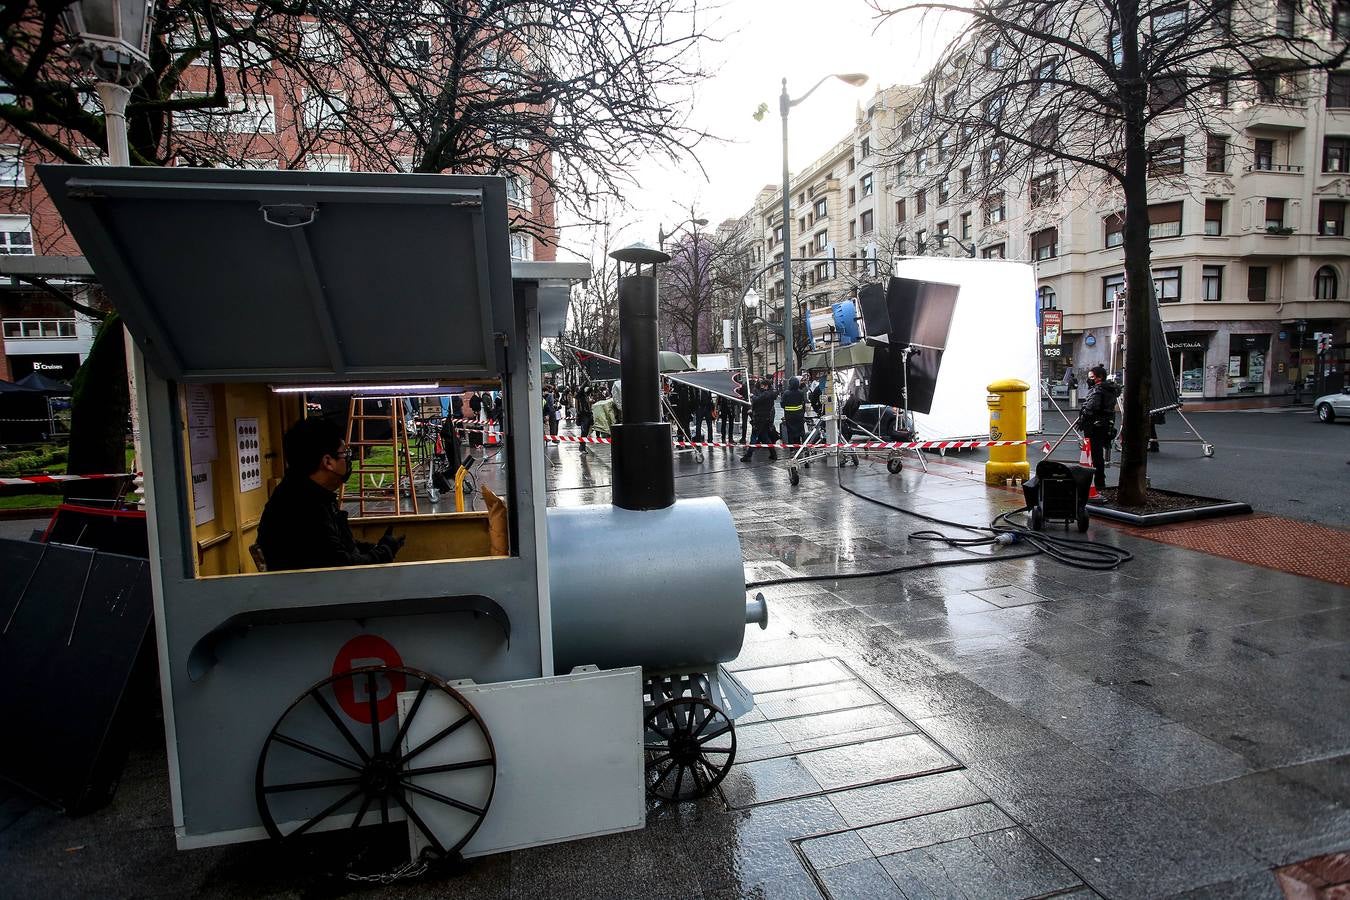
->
xmin=0 ymin=446 xmax=68 ymax=477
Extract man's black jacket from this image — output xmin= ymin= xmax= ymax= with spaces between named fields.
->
xmin=257 ymin=473 xmax=394 ymax=571
xmin=780 ymin=387 xmax=806 ymax=421
xmin=1080 ymin=379 xmax=1120 ymax=429
xmin=750 ymin=387 xmax=777 ymax=425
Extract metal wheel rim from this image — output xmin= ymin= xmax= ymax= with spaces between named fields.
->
xmin=256 ymin=665 xmax=496 ymax=856
xmin=643 ymin=697 xmax=736 ymax=802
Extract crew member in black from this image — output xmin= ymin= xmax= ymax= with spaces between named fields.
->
xmin=258 ymin=417 xmax=405 ymax=571
xmin=1079 ymin=365 xmax=1120 ymax=495
xmin=780 ymin=376 xmax=807 ymax=447
xmin=741 ymin=378 xmax=779 ymax=463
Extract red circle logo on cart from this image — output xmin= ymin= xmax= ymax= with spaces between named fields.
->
xmin=331 ymin=635 xmax=406 ymax=724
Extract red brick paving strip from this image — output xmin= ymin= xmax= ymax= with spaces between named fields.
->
xmin=1275 ymin=851 xmax=1350 ymax=898
xmin=1108 ymin=513 xmax=1350 ymax=587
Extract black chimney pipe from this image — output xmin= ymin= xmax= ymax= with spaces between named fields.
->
xmin=610 ymin=274 xmax=675 ymax=510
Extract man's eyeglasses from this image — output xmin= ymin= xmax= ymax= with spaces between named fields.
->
xmin=331 ymin=449 xmax=353 ymax=460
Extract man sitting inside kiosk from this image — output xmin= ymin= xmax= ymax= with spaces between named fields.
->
xmin=258 ymin=417 xmax=406 ymax=571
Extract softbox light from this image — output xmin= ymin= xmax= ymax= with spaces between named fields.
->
xmin=865 ymin=277 xmax=959 ymax=415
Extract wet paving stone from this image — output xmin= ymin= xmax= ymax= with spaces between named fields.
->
xmin=966 ymin=584 xmax=1050 ymax=608
xmin=874 ymin=825 xmax=1085 ymax=900
xmin=735 ymin=659 xmax=854 ymax=694
xmin=825 ymin=770 xmax=991 ymax=830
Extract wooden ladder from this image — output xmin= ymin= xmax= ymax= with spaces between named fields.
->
xmin=339 ymin=396 xmax=419 ymax=516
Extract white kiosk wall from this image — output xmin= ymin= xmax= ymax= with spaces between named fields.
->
xmin=890 ymin=258 xmax=1042 ymax=439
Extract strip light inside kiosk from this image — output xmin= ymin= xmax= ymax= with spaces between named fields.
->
xmin=270 ymin=383 xmax=441 ymax=394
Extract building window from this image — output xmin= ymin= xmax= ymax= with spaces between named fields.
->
xmin=1257 ymin=69 xmax=1280 ymax=102
xmin=1320 ymin=200 xmax=1346 ymax=236
xmin=1265 ymin=198 xmax=1286 ymax=230
xmin=896 ymin=237 xmax=908 ymax=255
xmin=772 ymin=225 xmax=783 ymax=245
xmin=915 ymin=149 xmax=929 ymax=174
xmin=505 ymin=175 xmax=532 ymax=210
xmin=1206 ymin=134 xmax=1228 ymax=172
xmin=1253 ymin=138 xmax=1275 ymax=170
xmin=960 ymin=211 xmax=972 ymax=239
xmin=1325 ymin=136 xmax=1350 ymax=172
xmin=861 ymin=137 xmax=871 ymax=158
xmin=985 ymin=42 xmax=1004 ymax=68
xmin=900 ymin=119 xmax=913 ymax=139
xmin=1031 ymin=113 xmax=1059 ymax=145
xmin=173 ymin=92 xmax=276 ymax=133
xmin=0 ymin=145 xmax=23 ymax=188
xmin=1276 ymin=0 xmax=1295 ymax=36
xmin=1030 ymin=172 xmax=1057 ymax=206
xmin=394 ymin=33 xmax=433 ymax=67
xmin=1148 ymin=137 xmax=1184 ymax=176
xmin=1104 ymin=212 xmax=1125 ymax=247
xmin=960 ymin=166 xmax=972 ymax=192
xmin=1035 ymin=59 xmax=1058 ymax=96
xmin=301 ymin=90 xmax=348 ymax=130
xmin=1149 ymin=75 xmax=1186 ymax=114
xmin=814 ymin=198 xmax=827 ymax=219
xmin=916 ymin=189 xmax=927 ymax=214
xmin=1315 ymin=265 xmax=1339 ymax=299
xmin=1153 ymin=266 xmax=1181 ymax=303
xmin=849 ymin=186 xmax=856 ymax=206
xmin=1031 ymin=227 xmax=1058 ymax=260
xmin=937 ymin=222 xmax=950 ymax=247
xmin=1038 ymin=285 xmax=1057 ymax=309
xmin=510 ymin=232 xmax=534 ymax=261
xmin=938 ymin=134 xmax=952 ymax=162
xmin=815 ymin=261 xmax=831 ymax=282
xmin=895 ymin=198 xmax=906 ymax=223
xmin=983 ymin=191 xmax=1005 ymax=225
xmin=848 ymin=157 xmax=856 ymax=174
xmin=0 ymin=215 xmax=33 ymax=255
xmin=849 ymin=220 xmax=857 ymax=239
xmin=1148 ymin=201 xmax=1183 ymax=239
xmin=813 ymin=230 xmax=828 ymax=252
xmin=860 ymin=209 xmax=874 ymax=234
xmin=982 ymin=144 xmax=1004 ymax=178
xmin=1202 ymin=265 xmax=1223 ymax=300
xmin=1204 ymin=199 xmax=1225 ymax=235
xmin=983 ymin=93 xmax=1006 ymax=123
xmin=1247 ymin=266 xmax=1269 ymax=302
xmin=1209 ymin=67 xmax=1230 ymax=105
xmin=860 ymin=173 xmax=874 ymax=197
xmin=916 ymin=228 xmax=927 ymax=249
xmin=1103 ymin=273 xmax=1126 ymax=308
xmin=981 ymin=243 xmax=1005 ymax=259
xmin=306 ymin=153 xmax=350 ymax=172
xmin=300 ymin=21 xmax=342 ymax=62
xmin=1335 ymin=2 xmax=1350 ymax=40
xmin=938 ymin=179 xmax=950 ymax=204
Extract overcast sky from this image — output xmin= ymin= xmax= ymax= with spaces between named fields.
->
xmin=554 ymin=0 xmax=964 ymax=263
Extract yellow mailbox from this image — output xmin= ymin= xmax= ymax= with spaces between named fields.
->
xmin=986 ymin=378 xmax=1030 ymax=486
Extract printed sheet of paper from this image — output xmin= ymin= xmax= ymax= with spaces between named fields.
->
xmin=235 ymin=418 xmax=263 ymax=493
xmin=186 ymin=385 xmax=217 ymax=463
xmin=191 ymin=463 xmax=214 ymax=526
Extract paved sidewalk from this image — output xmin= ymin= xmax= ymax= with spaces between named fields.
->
xmin=2 ymin=447 xmax=1347 ymax=899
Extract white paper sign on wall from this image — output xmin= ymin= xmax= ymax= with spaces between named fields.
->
xmin=235 ymin=417 xmax=263 ymax=493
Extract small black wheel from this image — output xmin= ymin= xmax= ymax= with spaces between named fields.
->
xmin=256 ymin=665 xmax=495 ymax=856
xmin=644 ymin=698 xmax=735 ymax=802
xmin=789 ymin=467 xmax=800 ymax=486
xmin=1077 ymin=510 xmax=1090 ymax=533
xmin=1030 ymin=507 xmax=1044 ymax=531
xmin=887 ymin=457 xmax=904 ymax=474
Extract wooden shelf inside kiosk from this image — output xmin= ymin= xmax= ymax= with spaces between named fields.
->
xmin=180 ymin=383 xmax=508 ymax=578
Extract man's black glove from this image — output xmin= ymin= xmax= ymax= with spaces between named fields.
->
xmin=378 ymin=526 xmax=406 ymax=559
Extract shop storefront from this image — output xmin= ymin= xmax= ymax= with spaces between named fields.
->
xmin=1165 ymin=333 xmax=1209 ymax=399
xmin=1226 ymin=333 xmax=1270 ymax=396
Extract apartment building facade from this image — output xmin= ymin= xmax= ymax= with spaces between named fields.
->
xmin=0 ymin=13 xmax=555 ymax=384
xmin=738 ymin=85 xmax=918 ymax=374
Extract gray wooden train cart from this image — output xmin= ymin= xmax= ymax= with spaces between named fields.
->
xmin=41 ymin=166 xmax=764 ymax=863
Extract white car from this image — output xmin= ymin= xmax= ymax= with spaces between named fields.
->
xmin=1315 ymin=387 xmax=1350 ymax=423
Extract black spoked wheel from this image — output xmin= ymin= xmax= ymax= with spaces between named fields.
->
xmin=256 ymin=665 xmax=495 ymax=857
xmin=644 ymin=698 xmax=736 ymax=802
xmin=887 ymin=456 xmax=904 ymax=474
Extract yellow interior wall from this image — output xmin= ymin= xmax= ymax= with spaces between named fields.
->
xmin=181 ymin=387 xmax=504 ymax=578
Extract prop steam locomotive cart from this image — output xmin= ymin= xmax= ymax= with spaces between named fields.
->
xmin=42 ymin=166 xmax=765 ymax=863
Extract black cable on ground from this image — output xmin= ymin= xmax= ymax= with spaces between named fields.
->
xmin=835 ymin=463 xmax=1131 ymax=571
xmin=744 ymin=457 xmax=1131 ymax=589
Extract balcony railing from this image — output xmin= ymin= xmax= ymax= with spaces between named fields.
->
xmin=1244 ymin=163 xmax=1303 ymax=173
xmin=2 ymin=317 xmax=79 ymax=339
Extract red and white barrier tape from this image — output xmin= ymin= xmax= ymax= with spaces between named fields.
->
xmin=0 ymin=472 xmax=135 ymax=487
xmin=543 ymin=434 xmax=1049 ymax=451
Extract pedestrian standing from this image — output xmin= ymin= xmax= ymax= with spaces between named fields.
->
xmin=693 ymin=390 xmax=714 ymax=441
xmin=575 ymin=383 xmax=594 ymax=453
xmin=742 ymin=378 xmax=780 ymax=462
xmin=718 ymin=394 xmax=736 ymax=445
xmin=468 ymin=390 xmax=484 ymax=448
xmin=1079 ymin=365 xmax=1119 ymax=496
xmin=780 ymin=376 xmax=807 ymax=448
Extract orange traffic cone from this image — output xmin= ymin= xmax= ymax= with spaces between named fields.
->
xmin=1079 ymin=438 xmax=1100 ymax=499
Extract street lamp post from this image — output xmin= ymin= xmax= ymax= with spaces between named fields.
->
xmin=61 ymin=0 xmax=155 ymax=505
xmin=658 ymin=217 xmax=708 ymax=252
xmin=779 ymin=72 xmax=868 ymax=382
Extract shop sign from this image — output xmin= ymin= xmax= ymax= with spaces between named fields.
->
xmin=1085 ymin=334 xmax=1097 ymax=347
xmin=1167 ymin=340 xmax=1205 ymax=351
xmin=1041 ymin=310 xmax=1063 ymax=347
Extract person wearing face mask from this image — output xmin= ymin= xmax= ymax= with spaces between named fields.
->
xmin=1078 ymin=364 xmax=1120 ymax=495
xmin=257 ymin=416 xmax=405 ymax=571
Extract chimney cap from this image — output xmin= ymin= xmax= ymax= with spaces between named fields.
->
xmin=609 ymin=242 xmax=671 ymax=265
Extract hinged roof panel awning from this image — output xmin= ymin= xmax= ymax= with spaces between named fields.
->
xmin=39 ymin=166 xmax=516 ymax=383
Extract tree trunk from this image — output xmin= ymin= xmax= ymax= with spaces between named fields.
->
xmin=64 ymin=314 xmax=131 ymax=501
xmin=1116 ymin=1 xmax=1152 ymax=507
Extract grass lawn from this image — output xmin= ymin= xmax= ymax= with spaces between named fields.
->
xmin=0 ymin=445 xmax=136 ymax=514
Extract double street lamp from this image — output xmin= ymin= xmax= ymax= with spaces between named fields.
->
xmin=779 ymin=72 xmax=868 ymax=382
xmin=658 ymin=217 xmax=708 ymax=252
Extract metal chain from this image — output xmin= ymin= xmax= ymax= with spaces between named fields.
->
xmin=341 ymin=847 xmax=445 ymax=885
